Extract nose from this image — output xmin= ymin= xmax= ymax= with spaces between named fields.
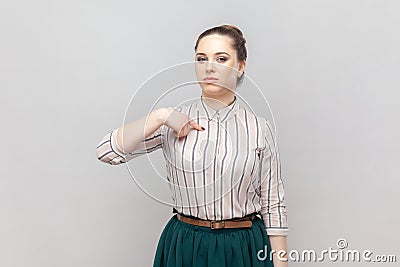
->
xmin=205 ymin=60 xmax=216 ymax=73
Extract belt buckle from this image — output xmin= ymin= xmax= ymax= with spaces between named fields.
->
xmin=210 ymin=220 xmax=225 ymax=229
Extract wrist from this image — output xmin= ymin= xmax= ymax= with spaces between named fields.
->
xmin=153 ymin=107 xmax=173 ymax=126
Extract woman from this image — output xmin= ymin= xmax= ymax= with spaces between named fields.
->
xmin=96 ymin=25 xmax=288 ymax=267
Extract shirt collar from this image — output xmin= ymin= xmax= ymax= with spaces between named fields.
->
xmin=197 ymin=95 xmax=239 ymax=122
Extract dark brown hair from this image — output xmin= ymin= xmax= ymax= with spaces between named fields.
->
xmin=194 ymin=24 xmax=247 ymax=84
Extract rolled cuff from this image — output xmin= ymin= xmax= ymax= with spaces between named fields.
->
xmin=110 ymin=128 xmax=127 ymax=156
xmin=266 ymin=227 xmax=289 ymax=236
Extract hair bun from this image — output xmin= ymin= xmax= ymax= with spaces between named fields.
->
xmin=221 ymin=24 xmax=243 ymax=37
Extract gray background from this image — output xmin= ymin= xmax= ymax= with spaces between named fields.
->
xmin=1 ymin=0 xmax=399 ymax=266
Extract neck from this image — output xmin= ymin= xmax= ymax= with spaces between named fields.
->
xmin=201 ymin=92 xmax=236 ymax=110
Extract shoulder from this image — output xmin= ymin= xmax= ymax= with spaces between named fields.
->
xmin=236 ymin=103 xmax=268 ymax=128
xmin=257 ymin=116 xmax=278 ymax=149
xmin=238 ymin=104 xmax=278 ymax=146
xmin=236 ymin=104 xmax=258 ymax=120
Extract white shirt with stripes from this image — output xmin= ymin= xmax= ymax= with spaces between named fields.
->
xmin=96 ymin=96 xmax=289 ymax=236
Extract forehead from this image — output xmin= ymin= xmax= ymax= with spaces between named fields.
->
xmin=196 ymin=34 xmax=235 ymax=55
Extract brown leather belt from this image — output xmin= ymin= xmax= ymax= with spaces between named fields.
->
xmin=176 ymin=213 xmax=256 ymax=229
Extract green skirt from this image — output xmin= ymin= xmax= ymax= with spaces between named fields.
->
xmin=153 ymin=214 xmax=274 ymax=267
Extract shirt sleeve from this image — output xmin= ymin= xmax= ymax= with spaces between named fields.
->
xmin=259 ymin=118 xmax=289 ymax=236
xmin=96 ymin=125 xmax=164 ymax=165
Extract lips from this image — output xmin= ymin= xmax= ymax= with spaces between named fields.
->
xmin=203 ymin=77 xmax=218 ymax=82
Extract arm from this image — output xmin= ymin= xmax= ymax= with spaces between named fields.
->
xmin=116 ymin=108 xmax=167 ymax=154
xmin=96 ymin=108 xmax=168 ymax=165
xmin=96 ymin=107 xmax=204 ymax=165
xmin=269 ymin=236 xmax=288 ymax=267
xmin=259 ymin=118 xmax=289 ymax=267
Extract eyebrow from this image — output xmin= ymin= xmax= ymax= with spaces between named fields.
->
xmin=195 ymin=52 xmax=231 ymax=56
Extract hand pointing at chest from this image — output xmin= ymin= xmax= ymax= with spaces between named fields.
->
xmin=162 ymin=107 xmax=205 ymax=138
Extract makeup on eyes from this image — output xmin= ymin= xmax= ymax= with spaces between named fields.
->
xmin=195 ymin=55 xmax=230 ymax=62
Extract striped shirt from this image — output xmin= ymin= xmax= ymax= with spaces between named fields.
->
xmin=96 ymin=96 xmax=288 ymax=236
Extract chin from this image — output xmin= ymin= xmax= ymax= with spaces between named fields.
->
xmin=200 ymin=84 xmax=231 ymax=95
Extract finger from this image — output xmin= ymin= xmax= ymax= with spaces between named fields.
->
xmin=189 ymin=120 xmax=205 ymax=131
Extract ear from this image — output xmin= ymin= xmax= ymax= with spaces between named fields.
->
xmin=238 ymin=60 xmax=246 ymax=77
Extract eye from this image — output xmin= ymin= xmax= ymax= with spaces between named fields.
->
xmin=196 ymin=57 xmax=207 ymax=62
xmin=217 ymin=57 xmax=227 ymax=62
